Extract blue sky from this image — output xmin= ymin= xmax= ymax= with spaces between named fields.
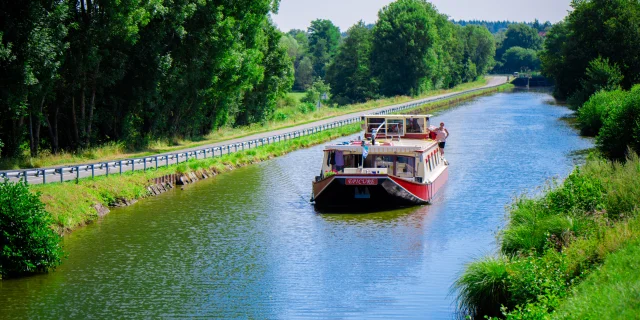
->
xmin=272 ymin=0 xmax=572 ymax=32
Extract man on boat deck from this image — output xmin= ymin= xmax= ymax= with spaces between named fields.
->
xmin=434 ymin=122 xmax=449 ymax=156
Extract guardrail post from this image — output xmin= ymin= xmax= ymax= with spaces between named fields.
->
xmin=106 ymin=163 xmax=109 ymax=176
xmin=227 ymin=145 xmax=231 ymax=155
xmin=42 ymin=169 xmax=46 ymax=184
xmin=166 ymin=155 xmax=169 ymax=167
xmin=132 ymin=160 xmax=135 ymax=171
xmin=23 ymin=171 xmax=28 ymax=184
xmin=76 ymin=167 xmax=80 ymax=184
xmin=91 ymin=164 xmax=95 ymax=179
xmin=59 ymin=169 xmax=63 ymax=183
xmin=120 ymin=160 xmax=123 ymax=175
xmin=155 ymin=156 xmax=159 ymax=169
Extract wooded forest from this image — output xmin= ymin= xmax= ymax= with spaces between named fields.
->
xmin=0 ymin=0 xmax=502 ymax=161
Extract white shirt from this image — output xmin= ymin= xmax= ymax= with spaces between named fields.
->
xmin=435 ymin=127 xmax=448 ymax=142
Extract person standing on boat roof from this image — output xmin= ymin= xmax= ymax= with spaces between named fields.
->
xmin=434 ymin=122 xmax=449 ymax=156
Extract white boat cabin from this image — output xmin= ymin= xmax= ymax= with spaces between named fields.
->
xmin=319 ymin=114 xmax=447 ymax=184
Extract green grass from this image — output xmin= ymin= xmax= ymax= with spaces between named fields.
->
xmin=1 ymin=77 xmax=494 ymax=170
xmin=454 ymin=153 xmax=640 ymax=319
xmin=454 ymin=256 xmax=510 ymax=318
xmin=287 ymin=91 xmax=306 ymax=103
xmin=32 ymin=124 xmax=363 ymax=233
xmin=554 ymin=237 xmax=640 ymax=320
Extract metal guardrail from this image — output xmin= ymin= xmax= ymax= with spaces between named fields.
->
xmin=0 ymin=83 xmax=503 ymax=185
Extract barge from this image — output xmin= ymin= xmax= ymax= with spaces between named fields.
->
xmin=311 ymin=115 xmax=448 ymax=209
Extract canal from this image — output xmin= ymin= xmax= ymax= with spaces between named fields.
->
xmin=0 ymin=89 xmax=593 ymax=319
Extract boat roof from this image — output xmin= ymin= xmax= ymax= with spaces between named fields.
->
xmin=324 ymin=139 xmax=437 ymax=153
xmin=363 ymin=114 xmax=434 ymax=119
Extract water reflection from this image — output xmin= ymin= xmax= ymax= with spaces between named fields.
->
xmin=0 ymin=89 xmax=593 ymax=319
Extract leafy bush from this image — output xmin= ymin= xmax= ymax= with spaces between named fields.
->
xmin=0 ymin=180 xmax=63 ymax=278
xmin=597 ymin=85 xmax=640 ymax=160
xmin=272 ymin=110 xmax=288 ymax=122
xmin=277 ymin=94 xmax=297 ymax=108
xmin=577 ymin=89 xmax=627 ymax=136
xmin=301 ymin=78 xmax=331 ymax=105
xmin=568 ymin=57 xmax=624 ymax=110
xmin=297 ymin=102 xmax=316 ymax=114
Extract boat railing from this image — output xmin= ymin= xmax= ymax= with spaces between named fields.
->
xmin=343 ymin=168 xmax=389 ymax=175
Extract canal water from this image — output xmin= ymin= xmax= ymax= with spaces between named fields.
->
xmin=0 ymin=89 xmax=593 ymax=319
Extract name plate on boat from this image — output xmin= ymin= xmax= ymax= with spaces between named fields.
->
xmin=346 ymin=178 xmax=378 ymax=186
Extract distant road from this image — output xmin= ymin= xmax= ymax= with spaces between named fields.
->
xmin=2 ymin=76 xmax=507 ymax=184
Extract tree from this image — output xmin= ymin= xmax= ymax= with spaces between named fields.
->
xmin=372 ymin=0 xmax=441 ymax=96
xmin=597 ymin=85 xmax=640 ymax=160
xmin=540 ymin=22 xmax=571 ymax=98
xmin=567 ymin=57 xmax=624 ymax=108
xmin=326 ymin=21 xmax=376 ymax=104
xmin=236 ymin=20 xmax=295 ymax=125
xmin=460 ymin=25 xmax=496 ymax=77
xmin=0 ymin=1 xmax=68 ymax=157
xmin=302 ymin=78 xmax=331 ymax=106
xmin=279 ymin=33 xmax=299 ymax=61
xmin=295 ymin=56 xmax=314 ymax=90
xmin=501 ymin=47 xmax=541 ymax=73
xmin=308 ymin=19 xmax=341 ymax=78
xmin=542 ymin=0 xmax=640 ymax=101
xmin=495 ymin=23 xmax=542 ymax=59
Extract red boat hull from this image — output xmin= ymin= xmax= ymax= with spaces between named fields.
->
xmin=312 ymin=167 xmax=448 ymax=208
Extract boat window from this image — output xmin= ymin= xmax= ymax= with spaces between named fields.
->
xmin=367 ymin=118 xmax=386 ymax=135
xmin=406 ymin=117 xmax=425 ymax=133
xmin=396 ymin=156 xmax=416 ymax=178
xmin=427 ymin=156 xmax=432 ymax=172
xmin=387 ymin=119 xmax=404 ymax=136
xmin=374 ymin=155 xmax=395 ymax=174
xmin=343 ymin=154 xmax=360 ymax=169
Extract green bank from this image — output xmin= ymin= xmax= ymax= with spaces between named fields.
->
xmin=454 ymin=154 xmax=640 ymax=319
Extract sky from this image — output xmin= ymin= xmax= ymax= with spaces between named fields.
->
xmin=272 ymin=0 xmax=573 ymax=32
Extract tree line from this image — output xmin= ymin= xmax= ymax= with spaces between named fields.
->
xmin=283 ymin=0 xmax=496 ymax=105
xmin=1 ymin=0 xmax=499 ymax=160
xmin=0 ymin=0 xmax=293 ymax=159
xmin=454 ymin=19 xmax=552 ymax=34
xmin=541 ymin=0 xmax=640 ymax=161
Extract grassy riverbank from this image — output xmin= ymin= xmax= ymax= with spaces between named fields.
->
xmin=454 ymin=154 xmax=640 ymax=319
xmin=30 ymin=82 xmax=512 ymax=234
xmin=0 ymin=78 xmax=491 ymax=170
xmin=32 ymin=124 xmax=361 ymax=234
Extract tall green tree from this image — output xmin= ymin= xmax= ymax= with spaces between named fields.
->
xmin=460 ymin=25 xmax=496 ymax=76
xmin=501 ymin=46 xmax=541 ymax=73
xmin=0 ymin=1 xmax=68 ymax=157
xmin=295 ymin=56 xmax=314 ymax=90
xmin=307 ymin=19 xmax=341 ymax=78
xmin=541 ymin=0 xmax=640 ymax=100
xmin=237 ymin=21 xmax=294 ymax=125
xmin=372 ymin=0 xmax=441 ymax=96
xmin=495 ymin=23 xmax=542 ymax=59
xmin=326 ymin=21 xmax=376 ymax=104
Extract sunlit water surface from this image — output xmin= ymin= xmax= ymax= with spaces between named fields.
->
xmin=0 ymin=89 xmax=593 ymax=319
